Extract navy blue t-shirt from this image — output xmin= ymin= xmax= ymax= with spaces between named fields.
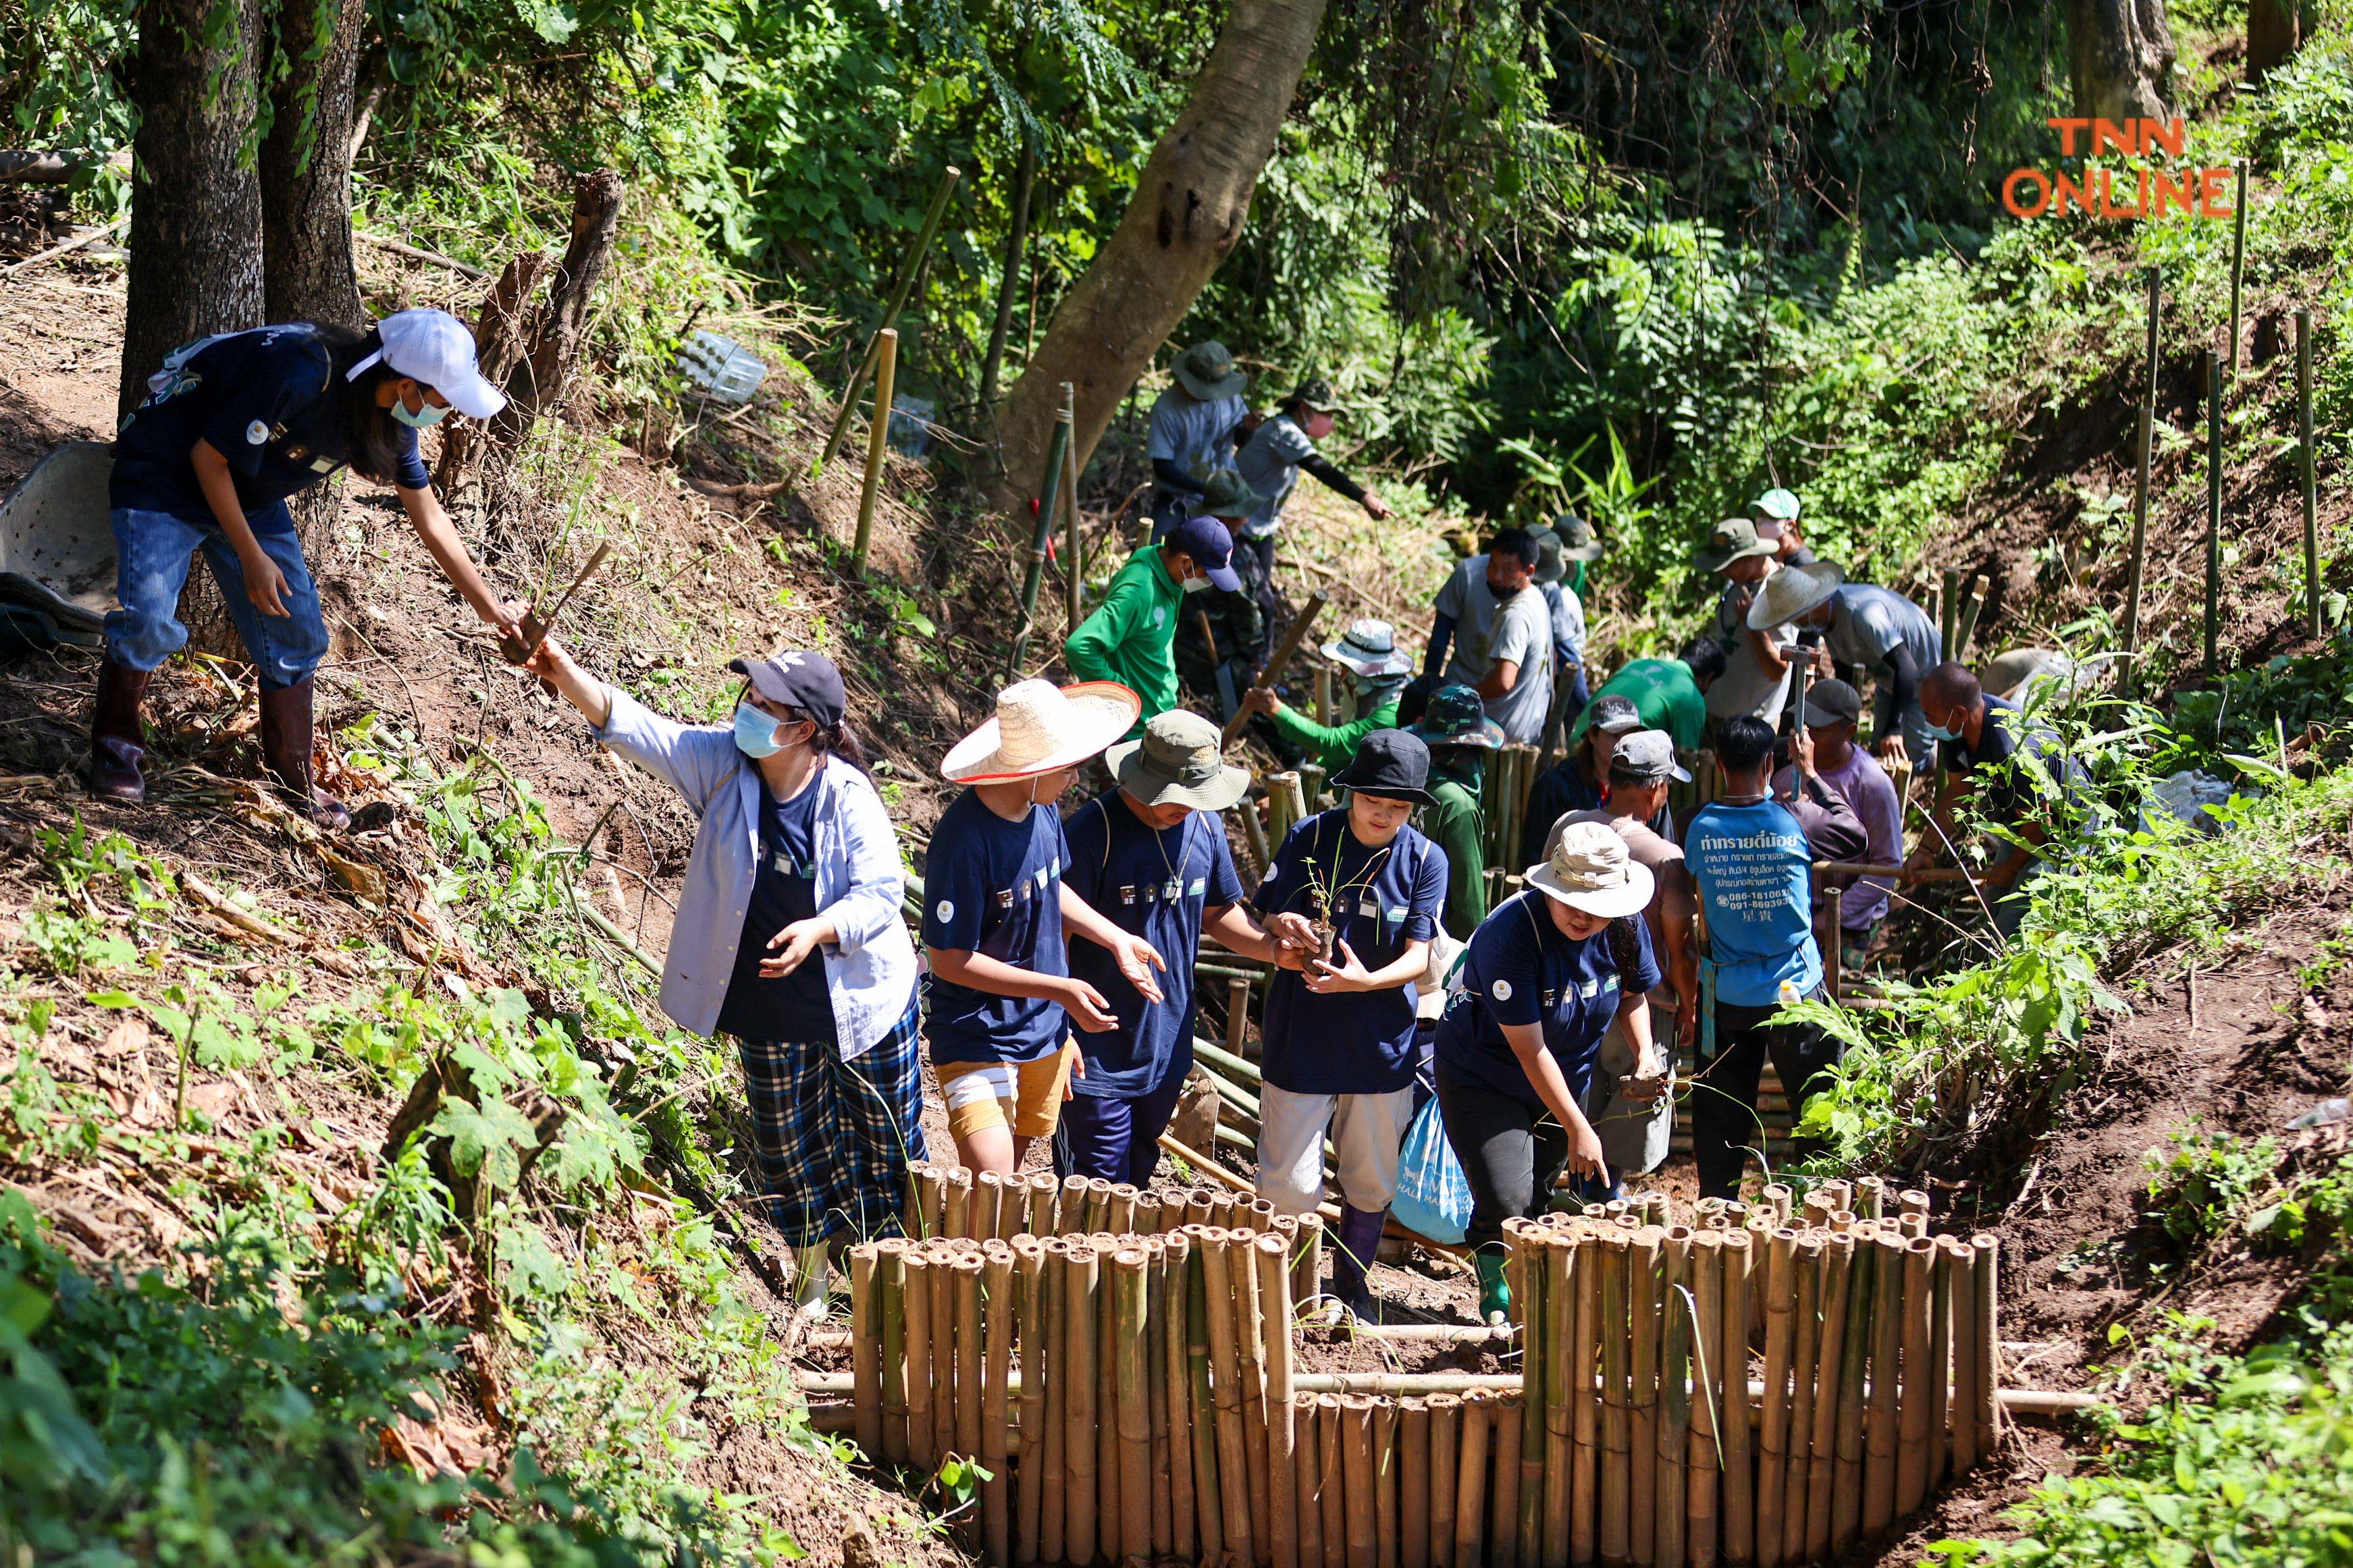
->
xmin=1062 ymin=790 xmax=1248 ymax=1098
xmin=714 ymin=776 xmax=835 ymax=1042
xmin=110 ymin=325 xmax=431 ymax=533
xmin=1435 ymin=890 xmax=1661 ymax=1107
xmin=921 ymin=788 xmax=1071 ymax=1065
xmin=1255 ymin=809 xmax=1448 ymax=1096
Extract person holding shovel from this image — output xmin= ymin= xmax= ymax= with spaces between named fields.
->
xmin=1433 ymin=821 xmax=1662 ymax=1323
xmin=522 ymin=639 xmax=918 ymax=1318
xmin=1059 ymin=709 xmax=1277 ymax=1185
xmin=1252 ymin=729 xmax=1450 ymax=1321
xmin=92 ymin=310 xmax=522 ymax=823
xmin=1065 ymin=514 xmax=1242 ymax=739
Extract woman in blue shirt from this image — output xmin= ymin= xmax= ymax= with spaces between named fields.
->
xmin=525 ymin=638 xmax=920 ymax=1320
xmin=1255 ymin=729 xmax=1450 ymax=1322
xmin=97 ymin=310 xmax=521 ymax=826
xmin=1433 ymin=821 xmax=1662 ymax=1322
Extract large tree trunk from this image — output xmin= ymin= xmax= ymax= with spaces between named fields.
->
xmin=2065 ymin=0 xmax=2176 ymax=124
xmin=990 ymin=0 xmax=1329 ymax=507
xmin=2248 ymin=0 xmax=2312 ymax=79
xmin=259 ymin=0 xmax=367 ymax=329
xmin=118 ymin=0 xmax=266 ymax=421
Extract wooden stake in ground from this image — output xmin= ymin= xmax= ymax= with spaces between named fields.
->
xmin=1456 ymin=1388 xmax=1493 ymax=1568
xmin=1830 ymin=1231 xmax=1870 ymax=1554
xmin=1628 ymin=1227 xmax=1662 ymax=1568
xmin=982 ymin=1249 xmax=1016 ymax=1566
xmin=1261 ymin=1231 xmax=1303 ymax=1568
xmin=934 ymin=1243 xmax=961 ymax=1465
xmin=1895 ymin=1238 xmax=1935 ymax=1515
xmin=1039 ymin=1240 xmax=1069 ymax=1565
xmin=1809 ymin=1233 xmax=1853 ymax=1561
xmin=903 ymin=1250 xmax=937 ymax=1471
xmin=851 ymin=328 xmax=898 ymax=574
xmin=1491 ymin=1388 xmax=1525 ymax=1568
xmin=1781 ymin=1235 xmax=1824 ymax=1567
xmin=1654 ymin=1231 xmax=1689 ymax=1568
xmin=1094 ymin=1232 xmax=1123 ymax=1534
xmin=1297 ymin=1392 xmax=1327 ymax=1568
xmin=851 ymin=1244 xmax=884 ymax=1459
xmin=1756 ymin=1230 xmax=1795 ymax=1568
xmin=1687 ymin=1231 xmax=1724 ymax=1568
xmin=2204 ymin=348 xmax=2225 ymax=679
xmin=1187 ymin=1230 xmax=1227 ymax=1558
xmin=1429 ymin=1393 xmax=1462 ymax=1568
xmin=1377 ymin=1399 xmax=1401 ymax=1568
xmin=1204 ymin=1232 xmax=1257 ymax=1567
xmin=1928 ymin=1237 xmax=1956 ymax=1490
xmin=2298 ymin=307 xmax=2323 ymax=638
xmin=1570 ymin=1228 xmax=1602 ymax=1568
xmin=1513 ymin=1233 xmax=1547 ymax=1568
xmin=1114 ymin=1247 xmax=1154 ymax=1564
xmin=1013 ymin=1239 xmax=1048 ymax=1567
xmin=1165 ymin=1233 xmax=1199 ymax=1561
xmin=818 ymin=165 xmax=960 ymax=472
xmin=2123 ymin=267 xmax=2161 ymax=697
xmin=1146 ymin=1240 xmax=1175 ymax=1557
xmin=1028 ymin=1171 xmax=1059 ymax=1238
xmin=1236 ymin=1232 xmax=1276 ymax=1567
xmin=1064 ymin=1240 xmax=1101 ymax=1566
xmin=1718 ymin=1229 xmax=1753 ymax=1565
xmin=1972 ymin=1235 xmax=2002 ymax=1459
xmin=955 ymin=1253 xmax=985 ymax=1467
xmin=2228 ymin=158 xmax=2248 ymax=377
xmin=1948 ymin=1238 xmax=1980 ymax=1478
xmin=1402 ymin=1399 xmax=1433 ymax=1568
xmin=1320 ymin=1394 xmax=1349 ymax=1568
xmin=1542 ymin=1234 xmax=1573 ymax=1568
xmin=1597 ymin=1231 xmax=1631 ymax=1568
xmin=1861 ymin=1233 xmax=1903 ymax=1538
xmin=1344 ymin=1395 xmax=1379 ymax=1568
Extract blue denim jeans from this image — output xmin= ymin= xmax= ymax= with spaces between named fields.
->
xmin=105 ymin=506 xmax=329 ymax=690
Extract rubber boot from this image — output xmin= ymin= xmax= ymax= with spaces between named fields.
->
xmin=1332 ymin=1204 xmax=1390 ymax=1324
xmin=1475 ymin=1249 xmax=1511 ymax=1326
xmin=88 ymin=656 xmax=152 ymax=803
xmin=258 ymin=678 xmax=350 ymax=831
xmin=791 ymin=1237 xmax=834 ymax=1322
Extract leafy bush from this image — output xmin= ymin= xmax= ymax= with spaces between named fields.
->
xmin=2144 ymin=1127 xmax=2283 ymax=1253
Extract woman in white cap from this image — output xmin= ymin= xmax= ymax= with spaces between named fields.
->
xmin=92 ymin=310 xmax=521 ymax=825
xmin=521 ymin=636 xmax=920 ymax=1318
xmin=1432 ymin=820 xmax=1662 ymax=1323
xmin=1240 ymin=616 xmax=1413 ymax=772
xmin=924 ymin=679 xmax=1170 ymax=1177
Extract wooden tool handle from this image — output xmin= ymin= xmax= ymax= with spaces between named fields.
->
xmin=504 ymin=541 xmax=615 ymax=666
xmin=1221 ymin=589 xmax=1331 ymax=747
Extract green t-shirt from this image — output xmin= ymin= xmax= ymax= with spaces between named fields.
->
xmin=1416 ymin=775 xmax=1488 ymax=942
xmin=1267 ymin=697 xmax=1401 ymax=775
xmin=1575 ymin=657 xmax=1706 ymax=752
xmin=1065 ymin=545 xmax=1182 ymax=737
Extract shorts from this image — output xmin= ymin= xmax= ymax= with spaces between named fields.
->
xmin=936 ymin=1047 xmax=1076 ymax=1140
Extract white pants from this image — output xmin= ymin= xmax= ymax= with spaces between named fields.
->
xmin=1255 ymin=1083 xmax=1418 ymax=1217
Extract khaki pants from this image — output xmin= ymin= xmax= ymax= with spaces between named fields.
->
xmin=1255 ymin=1083 xmax=1417 ymax=1217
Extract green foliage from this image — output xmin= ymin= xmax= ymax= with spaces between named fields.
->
xmin=2144 ymin=1126 xmax=2283 ymax=1253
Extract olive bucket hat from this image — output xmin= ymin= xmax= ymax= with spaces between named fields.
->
xmin=1174 ymin=341 xmax=1250 ymax=401
xmin=1104 ymin=709 xmax=1252 ymax=811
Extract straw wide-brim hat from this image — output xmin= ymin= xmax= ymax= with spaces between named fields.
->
xmin=941 ymin=679 xmax=1142 ymax=783
xmin=1525 ymin=819 xmax=1655 ymax=920
xmin=1745 ymin=560 xmax=1845 ymax=631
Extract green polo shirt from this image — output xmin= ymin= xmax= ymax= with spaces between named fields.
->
xmin=1575 ymin=657 xmax=1706 ymax=752
xmin=1267 ymin=697 xmax=1401 ymax=774
xmin=1065 ymin=545 xmax=1182 ymax=736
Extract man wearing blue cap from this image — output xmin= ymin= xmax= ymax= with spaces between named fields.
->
xmin=1066 ymin=513 xmax=1242 ymax=739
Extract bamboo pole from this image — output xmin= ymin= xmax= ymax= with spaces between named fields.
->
xmin=1514 ymin=1231 xmax=1547 ymax=1568
xmin=1491 ymin=1388 xmax=1525 ymax=1568
xmin=1756 ymin=1231 xmax=1795 ymax=1568
xmin=1895 ymin=1239 xmax=1934 ymax=1515
xmin=983 ymin=1249 xmax=1015 ymax=1565
xmin=1028 ymin=1172 xmax=1059 ymax=1237
xmin=2205 ymin=348 xmax=2225 ymax=678
xmin=1237 ymin=1234 xmax=1275 ymax=1568
xmin=1205 ymin=1233 xmax=1258 ymax=1567
xmin=851 ymin=329 xmax=898 ymax=574
xmin=1573 ymin=1228 xmax=1604 ymax=1568
xmin=1829 ymin=1231 xmax=1870 ymax=1553
xmin=1262 ymin=1232 xmax=1303 ymax=1568
xmin=1064 ymin=388 xmax=1084 ymax=631
xmin=1654 ymin=1231 xmax=1689 ymax=1568
xmin=1542 ymin=1234 xmax=1573 ymax=1568
xmin=1344 ymin=1396 xmax=1379 ymax=1568
xmin=1402 ymin=1399 xmax=1433 ymax=1568
xmin=879 ymin=1240 xmax=910 ymax=1463
xmin=934 ymin=1243 xmax=961 ymax=1464
xmin=2298 ymin=308 xmax=2323 ymax=638
xmin=1014 ymin=1239 xmax=1047 ymax=1567
xmin=1972 ymin=1236 xmax=2001 ymax=1459
xmin=1780 ymin=1236 xmax=1822 ymax=1568
xmin=1107 ymin=1183 xmax=1138 ymax=1236
xmin=904 ymin=1250 xmax=938 ymax=1471
xmin=818 ymin=166 xmax=959 ymax=470
xmin=2124 ymin=267 xmax=2160 ymax=697
xmin=1719 ymin=1230 xmax=1753 ymax=1566
xmin=1039 ymin=1241 xmax=1069 ymax=1566
xmin=1430 ymin=1395 xmax=1462 ymax=1568
xmin=1294 ymin=1393 xmax=1325 ymax=1568
xmin=1096 ymin=1233 xmax=1122 ymax=1534
xmin=1597 ymin=1232 xmax=1631 ymax=1568
xmin=1320 ymin=1395 xmax=1348 ymax=1568
xmin=1629 ymin=1228 xmax=1661 ymax=1568
xmin=1166 ymin=1234 xmax=1198 ymax=1562
xmin=1852 ymin=1179 xmax=1883 ymax=1222
xmin=1188 ymin=1231 xmax=1227 ymax=1559
xmin=917 ymin=1164 xmax=947 ymax=1239
xmin=1377 ymin=1399 xmax=1402 ymax=1568
xmin=1113 ymin=1247 xmax=1153 ymax=1564
xmin=2229 ymin=159 xmax=2248 ymax=377
xmin=1148 ymin=1241 xmax=1175 ymax=1559
xmin=1861 ymin=1233 xmax=1903 ymax=1538
xmin=1948 ymin=1239 xmax=1980 ymax=1478
xmin=1928 ymin=1239 xmax=1955 ymax=1490
xmin=955 ymin=1255 xmax=986 ymax=1469
xmin=1065 ymin=1240 xmax=1101 ymax=1567
xmin=1297 ymin=1212 xmax=1326 ymax=1310
xmin=1456 ymin=1389 xmax=1493 ymax=1568
xmin=1687 ymin=1231 xmax=1724 ymax=1568
xmin=1807 ymin=1235 xmax=1851 ymax=1561
xmin=975 ymin=1170 xmax=1005 ymax=1244
xmin=851 ymin=1245 xmax=884 ymax=1459
xmin=1009 ymin=394 xmax=1073 ymax=680
xmin=1240 ymin=799 xmax=1274 ymax=880
xmin=1086 ymin=1179 xmax=1114 ymax=1234
xmin=1061 ymin=1174 xmax=1089 ymax=1236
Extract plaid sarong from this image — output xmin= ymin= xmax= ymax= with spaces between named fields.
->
xmin=735 ymin=991 xmax=928 ymax=1247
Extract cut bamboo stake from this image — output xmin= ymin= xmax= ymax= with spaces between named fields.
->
xmin=1262 ymin=1233 xmax=1303 ymax=1568
xmin=851 ymin=1245 xmax=884 ymax=1459
xmin=1040 ymin=1241 xmax=1070 ymax=1566
xmin=1237 ymin=1235 xmax=1275 ymax=1568
xmin=1895 ymin=1239 xmax=1934 ymax=1515
xmin=1166 ymin=1235 xmax=1199 ymax=1561
xmin=1928 ymin=1239 xmax=1956 ymax=1490
xmin=1204 ymin=1233 xmax=1257 ymax=1567
xmin=1491 ymin=1388 xmax=1524 ymax=1568
xmin=1655 ymin=1231 xmax=1690 ymax=1568
xmin=1096 ymin=1233 xmax=1123 ymax=1534
xmin=1296 ymin=1393 xmax=1326 ymax=1568
xmin=1629 ymin=1228 xmax=1662 ymax=1568
xmin=934 ymin=1243 xmax=961 ymax=1464
xmin=1720 ymin=1229 xmax=1753 ymax=1566
xmin=1063 ymin=387 xmax=1084 ymax=631
xmin=918 ymin=1164 xmax=947 ymax=1238
xmin=1320 ymin=1395 xmax=1348 ymax=1568
xmin=2229 ymin=159 xmax=2248 ymax=377
xmin=1065 ymin=1240 xmax=1101 ymax=1567
xmin=1948 ymin=1239 xmax=1980 ymax=1478
xmin=1781 ymin=1235 xmax=1823 ymax=1567
xmin=1542 ymin=1235 xmax=1573 ymax=1568
xmin=1808 ymin=1233 xmax=1853 ymax=1561
xmin=1972 ymin=1236 xmax=2001 ymax=1459
xmin=851 ymin=329 xmax=898 ymax=573
xmin=2205 ymin=349 xmax=2225 ymax=678
xmin=1829 ymin=1231 xmax=1870 ymax=1553
xmin=955 ymin=1254 xmax=985 ymax=1467
xmin=1148 ymin=1241 xmax=1175 ymax=1558
xmin=1572 ymin=1228 xmax=1602 ymax=1568
xmin=1344 ymin=1396 xmax=1379 ymax=1568
xmin=818 ymin=165 xmax=959 ymax=471
xmin=1188 ymin=1232 xmax=1226 ymax=1559
xmin=983 ymin=1249 xmax=1015 ymax=1566
xmin=1377 ymin=1399 xmax=1402 ymax=1568
xmin=1015 ymin=1239 xmax=1048 ymax=1567
xmin=1515 ymin=1235 xmax=1548 ymax=1568
xmin=904 ymin=1251 xmax=937 ymax=1471
xmin=1028 ymin=1172 xmax=1059 ymax=1238
xmin=1757 ymin=1230 xmax=1795 ymax=1568
xmin=1597 ymin=1233 xmax=1630 ymax=1568
xmin=1456 ymin=1389 xmax=1493 ymax=1568
xmin=1225 ymin=591 xmax=1333 ymax=747
xmin=1429 ymin=1394 xmax=1462 ymax=1568
xmin=1086 ymin=1179 xmax=1114 ymax=1234
xmin=880 ymin=1241 xmax=911 ymax=1463
xmin=1402 ymin=1399 xmax=1433 ymax=1568
xmin=1688 ymin=1231 xmax=1724 ymax=1568
xmin=1114 ymin=1247 xmax=1154 ymax=1564
xmin=1861 ymin=1233 xmax=1903 ymax=1538
xmin=975 ymin=1170 xmax=1005 ymax=1244
xmin=1296 ymin=1213 xmax=1326 ymax=1310
xmin=2124 ymin=267 xmax=2161 ymax=697
xmin=2298 ymin=308 xmax=2323 ymax=638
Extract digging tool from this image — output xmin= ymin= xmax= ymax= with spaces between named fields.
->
xmin=1222 ymin=590 xmax=1330 ymax=748
xmin=1199 ymin=608 xmax=1238 ymax=723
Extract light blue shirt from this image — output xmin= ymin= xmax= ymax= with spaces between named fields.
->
xmin=1683 ymin=797 xmax=1823 ymax=1008
xmin=593 ymin=688 xmax=916 ymax=1058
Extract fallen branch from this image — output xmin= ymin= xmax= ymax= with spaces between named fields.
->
xmin=1 ymin=217 xmax=128 ymax=278
xmin=357 ymin=231 xmax=490 ymax=280
xmin=682 ymin=476 xmax=790 ymax=500
xmin=180 ymin=871 xmax=296 ymax=944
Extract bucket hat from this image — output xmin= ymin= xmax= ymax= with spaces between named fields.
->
xmin=1287 ymin=376 xmax=1339 ymax=414
xmin=1104 ymin=710 xmax=1251 ymax=811
xmin=941 ymin=679 xmax=1142 ymax=783
xmin=1745 ymin=560 xmax=1845 ymax=631
xmin=1526 ymin=819 xmax=1654 ymax=920
xmin=1173 ymin=341 xmax=1250 ymax=401
xmin=1551 ymin=513 xmax=1606 ymax=562
xmin=1329 ymin=728 xmax=1435 ymax=806
xmin=1322 ymin=618 xmax=1412 ymax=679
xmin=1697 ymin=517 xmax=1776 ymax=574
xmin=1191 ymin=466 xmax=1261 ymax=519
xmin=1409 ymin=682 xmax=1504 ymax=751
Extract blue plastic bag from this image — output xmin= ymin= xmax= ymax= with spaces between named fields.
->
xmin=1390 ymin=1094 xmax=1473 ymax=1247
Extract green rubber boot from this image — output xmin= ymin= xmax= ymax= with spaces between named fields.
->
xmin=1476 ymin=1250 xmax=1511 ymax=1326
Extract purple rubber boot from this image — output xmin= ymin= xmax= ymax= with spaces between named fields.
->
xmin=1331 ymin=1204 xmax=1390 ymax=1324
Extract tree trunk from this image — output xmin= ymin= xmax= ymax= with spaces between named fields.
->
xmin=2247 ymin=0 xmax=2312 ymax=79
xmin=259 ymin=0 xmax=367 ymax=329
xmin=485 ymin=169 xmax=625 ymax=449
xmin=989 ymin=0 xmax=1329 ymax=508
xmin=119 ymin=0 xmax=266 ymax=421
xmin=2065 ymin=0 xmax=2176 ymax=124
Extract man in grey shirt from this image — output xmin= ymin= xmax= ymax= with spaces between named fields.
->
xmin=1423 ymin=528 xmax=1554 ymax=745
xmin=1233 ymin=375 xmax=1392 ymax=628
xmin=1147 ymin=341 xmax=1250 ymax=537
xmin=1749 ymin=565 xmax=1944 ymax=767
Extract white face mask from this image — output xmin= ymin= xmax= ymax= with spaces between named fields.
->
xmin=1180 ymin=573 xmax=1211 ymax=595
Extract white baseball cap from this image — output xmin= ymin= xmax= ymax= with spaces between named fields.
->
xmin=347 ymin=308 xmax=508 ymax=419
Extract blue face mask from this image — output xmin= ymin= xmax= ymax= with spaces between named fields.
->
xmin=1922 ymin=713 xmax=1963 ymax=743
xmin=390 ymin=390 xmax=450 ymax=429
xmin=733 ymin=701 xmax=784 ymax=758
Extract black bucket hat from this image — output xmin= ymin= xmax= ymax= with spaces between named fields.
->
xmin=1329 ymin=728 xmax=1435 ymax=806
